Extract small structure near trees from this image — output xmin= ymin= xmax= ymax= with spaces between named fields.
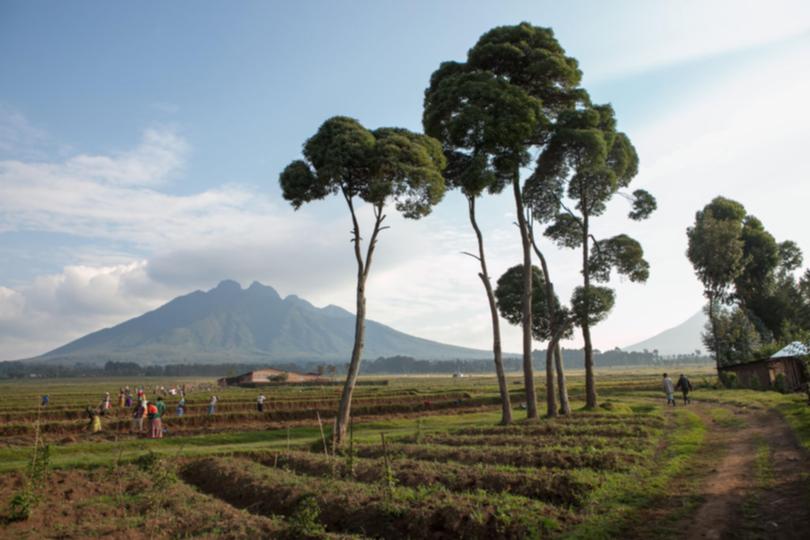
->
xmin=719 ymin=342 xmax=809 ymax=392
xmin=218 ymin=368 xmax=325 ymax=387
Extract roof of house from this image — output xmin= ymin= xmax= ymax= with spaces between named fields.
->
xmin=770 ymin=341 xmax=810 ymax=359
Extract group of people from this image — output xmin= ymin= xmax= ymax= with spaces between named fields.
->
xmin=663 ymin=373 xmax=693 ymax=406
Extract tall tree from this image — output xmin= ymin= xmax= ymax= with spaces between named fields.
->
xmin=279 ymin=116 xmax=446 ymax=445
xmin=686 ymin=197 xmax=746 ymax=374
xmin=460 ymin=23 xmax=585 ymax=418
xmin=423 ymin=63 xmax=543 ymax=424
xmin=495 ymin=264 xmax=574 ymax=416
xmin=530 ymin=105 xmax=654 ymax=408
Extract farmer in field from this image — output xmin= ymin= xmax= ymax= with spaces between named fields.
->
xmin=118 ymin=388 xmax=125 ymax=408
xmin=256 ymin=393 xmax=266 ymax=412
xmin=208 ymin=395 xmax=218 ymax=415
xmin=675 ymin=373 xmax=693 ymax=405
xmin=124 ymin=389 xmax=132 ymax=408
xmin=41 ymin=394 xmax=49 ymax=407
xmin=147 ymin=397 xmax=165 ymax=439
xmin=176 ymin=395 xmax=186 ymax=416
xmin=132 ymin=399 xmax=147 ymax=433
xmin=102 ymin=392 xmax=112 ymax=412
xmin=663 ymin=373 xmax=676 ymax=407
xmin=86 ymin=405 xmax=102 ymax=433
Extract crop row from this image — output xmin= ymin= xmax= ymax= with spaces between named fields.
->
xmin=0 ymin=391 xmax=474 ymax=422
xmin=0 ymin=397 xmax=497 ymax=438
xmin=244 ymin=449 xmax=598 ymax=507
xmin=180 ymin=457 xmax=571 ymax=538
xmin=353 ymin=441 xmax=644 ymax=471
xmin=395 ymin=432 xmax=652 ymax=452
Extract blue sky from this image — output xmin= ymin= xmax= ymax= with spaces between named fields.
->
xmin=1 ymin=1 xmax=809 ymax=360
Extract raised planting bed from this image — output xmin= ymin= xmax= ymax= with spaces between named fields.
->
xmin=353 ymin=442 xmax=646 ymax=471
xmin=181 ymin=457 xmax=572 ymax=539
xmin=243 ymin=449 xmax=599 ymax=507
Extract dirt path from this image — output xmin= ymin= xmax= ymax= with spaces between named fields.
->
xmin=625 ymin=401 xmax=810 ymax=540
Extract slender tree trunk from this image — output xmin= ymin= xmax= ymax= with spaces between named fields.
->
xmin=582 ymin=211 xmax=597 ymax=409
xmin=708 ymin=293 xmax=722 ymax=378
xmin=529 ymin=225 xmax=560 ymax=418
xmin=467 ymin=197 xmax=512 ymax=424
xmin=512 ymin=176 xmax=537 ymax=419
xmin=554 ymin=342 xmax=570 ymax=414
xmin=336 ymin=199 xmax=385 ymax=446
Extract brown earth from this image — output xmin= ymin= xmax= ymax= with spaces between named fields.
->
xmin=623 ymin=402 xmax=810 ymax=540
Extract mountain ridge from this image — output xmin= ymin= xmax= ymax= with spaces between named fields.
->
xmin=33 ymin=280 xmax=492 ymax=365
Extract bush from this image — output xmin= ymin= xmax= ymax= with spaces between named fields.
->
xmin=720 ymin=371 xmax=738 ymax=389
xmin=289 ymin=495 xmax=325 ymax=537
xmin=750 ymin=374 xmax=762 ymax=391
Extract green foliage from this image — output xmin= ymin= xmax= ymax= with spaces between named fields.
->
xmin=279 ymin=116 xmax=446 ymax=219
xmin=704 ymin=306 xmax=761 ymax=367
xmin=571 ymin=286 xmax=615 ymax=326
xmin=774 ymin=373 xmax=787 ymax=394
xmin=719 ymin=371 xmax=738 ymax=389
xmin=289 ymin=495 xmax=326 ymax=537
xmin=687 ymin=198 xmax=746 ymax=303
xmin=494 ymin=264 xmax=572 ymax=340
xmin=590 ymin=234 xmax=650 ymax=283
xmin=749 ymin=374 xmax=762 ymax=391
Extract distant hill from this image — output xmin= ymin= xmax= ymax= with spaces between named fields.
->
xmin=624 ymin=310 xmax=707 ymax=357
xmin=32 ymin=280 xmax=492 ymax=365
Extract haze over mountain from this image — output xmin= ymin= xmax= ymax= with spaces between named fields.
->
xmin=32 ymin=280 xmax=492 ymax=365
xmin=623 ymin=310 xmax=707 ymax=357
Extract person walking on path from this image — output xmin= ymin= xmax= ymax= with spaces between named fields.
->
xmin=256 ymin=393 xmax=266 ymax=413
xmin=675 ymin=373 xmax=693 ymax=405
xmin=663 ymin=373 xmax=676 ymax=407
xmin=208 ymin=395 xmax=217 ymax=415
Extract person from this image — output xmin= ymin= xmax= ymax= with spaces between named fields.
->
xmin=118 ymin=389 xmax=125 ymax=408
xmin=102 ymin=392 xmax=112 ymax=411
xmin=208 ymin=395 xmax=217 ymax=415
xmin=256 ymin=393 xmax=266 ymax=413
xmin=147 ymin=399 xmax=163 ymax=439
xmin=132 ymin=399 xmax=147 ymax=434
xmin=663 ymin=373 xmax=676 ymax=407
xmin=41 ymin=394 xmax=49 ymax=407
xmin=675 ymin=373 xmax=693 ymax=405
xmin=86 ymin=406 xmax=102 ymax=433
xmin=124 ymin=390 xmax=132 ymax=408
xmin=176 ymin=396 xmax=186 ymax=417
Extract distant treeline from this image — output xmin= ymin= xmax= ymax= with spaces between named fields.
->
xmin=0 ymin=349 xmax=712 ymax=379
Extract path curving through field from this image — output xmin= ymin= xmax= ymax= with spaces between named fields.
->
xmin=625 ymin=400 xmax=810 ymax=540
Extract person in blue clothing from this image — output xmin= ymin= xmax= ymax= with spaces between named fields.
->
xmin=41 ymin=394 xmax=49 ymax=407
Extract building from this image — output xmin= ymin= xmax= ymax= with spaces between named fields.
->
xmin=719 ymin=342 xmax=809 ymax=391
xmin=217 ymin=368 xmax=325 ymax=387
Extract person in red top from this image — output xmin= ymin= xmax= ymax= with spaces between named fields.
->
xmin=147 ymin=401 xmax=163 ymax=439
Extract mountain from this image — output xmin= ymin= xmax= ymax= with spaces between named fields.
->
xmin=623 ymin=310 xmax=707 ymax=357
xmin=33 ymin=280 xmax=492 ymax=365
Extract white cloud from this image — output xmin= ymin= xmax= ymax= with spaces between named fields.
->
xmin=574 ymin=0 xmax=810 ymax=81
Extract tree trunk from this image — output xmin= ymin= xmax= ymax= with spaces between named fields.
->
xmin=582 ymin=212 xmax=597 ymax=409
xmin=468 ymin=197 xmax=512 ymax=425
xmin=335 ymin=274 xmax=366 ymax=445
xmin=708 ymin=293 xmax=722 ymax=378
xmin=335 ymin=199 xmax=385 ymax=446
xmin=512 ymin=176 xmax=537 ymax=419
xmin=554 ymin=342 xmax=570 ymax=414
xmin=530 ymin=228 xmax=560 ymax=418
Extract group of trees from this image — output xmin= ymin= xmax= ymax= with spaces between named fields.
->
xmin=280 ymin=23 xmax=655 ymax=444
xmin=687 ymin=196 xmax=810 ymax=370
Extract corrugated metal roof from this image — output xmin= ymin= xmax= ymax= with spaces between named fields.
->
xmin=770 ymin=341 xmax=810 ymax=359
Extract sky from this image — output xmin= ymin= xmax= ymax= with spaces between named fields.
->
xmin=1 ymin=1 xmax=810 ymax=361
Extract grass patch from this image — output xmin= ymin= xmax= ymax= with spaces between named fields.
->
xmin=562 ymin=408 xmax=706 ymax=539
xmin=708 ymin=407 xmax=746 ymax=429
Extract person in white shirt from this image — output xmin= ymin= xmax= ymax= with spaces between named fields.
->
xmin=663 ymin=373 xmax=676 ymax=407
xmin=257 ymin=393 xmax=266 ymax=413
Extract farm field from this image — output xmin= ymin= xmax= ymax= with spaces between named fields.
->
xmin=0 ymin=369 xmax=808 ymax=539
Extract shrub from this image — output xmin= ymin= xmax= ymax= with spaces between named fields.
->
xmin=288 ymin=495 xmax=325 ymax=537
xmin=749 ymin=374 xmax=762 ymax=391
xmin=720 ymin=371 xmax=738 ymax=389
